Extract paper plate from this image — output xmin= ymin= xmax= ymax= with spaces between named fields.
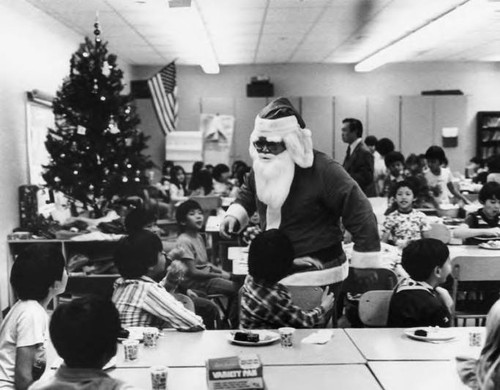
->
xmin=404 ymin=327 xmax=456 ymax=342
xmin=227 ymin=330 xmax=280 ymax=346
xmin=479 ymin=242 xmax=500 ymax=250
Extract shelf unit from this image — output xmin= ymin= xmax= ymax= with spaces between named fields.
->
xmin=477 ymin=111 xmax=500 ymax=160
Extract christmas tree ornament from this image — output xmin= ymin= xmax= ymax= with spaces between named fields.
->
xmin=60 ymin=153 xmax=66 ymax=158
xmin=134 ymin=177 xmax=140 ymax=182
xmin=92 ymin=78 xmax=99 ymax=94
xmin=122 ymin=177 xmax=128 ymax=183
xmin=100 ymin=96 xmax=106 ymax=101
xmin=106 ymin=115 xmax=120 ymax=134
xmin=126 ymin=163 xmax=132 ymax=169
xmin=89 ymin=184 xmax=94 ymax=190
xmin=77 ymin=125 xmax=87 ymax=135
xmin=73 ymin=170 xmax=79 ymax=175
xmin=54 ymin=177 xmax=61 ymax=182
xmin=125 ymin=138 xmax=132 ymax=147
xmin=82 ymin=52 xmax=89 ymax=58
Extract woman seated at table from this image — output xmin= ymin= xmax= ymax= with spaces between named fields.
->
xmin=453 ymin=182 xmax=500 ymax=245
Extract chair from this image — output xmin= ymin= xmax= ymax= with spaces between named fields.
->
xmin=451 ymin=256 xmax=500 ymax=326
xmin=340 ymin=267 xmax=398 ymax=327
xmin=358 ymin=290 xmax=393 ymax=327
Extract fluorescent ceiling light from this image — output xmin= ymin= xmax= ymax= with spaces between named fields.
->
xmin=167 ymin=0 xmax=219 ymax=74
xmin=355 ymin=0 xmax=488 ymax=72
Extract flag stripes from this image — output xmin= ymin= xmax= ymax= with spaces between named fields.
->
xmin=147 ymin=61 xmax=178 ymax=134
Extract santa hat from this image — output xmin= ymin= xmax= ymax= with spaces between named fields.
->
xmin=249 ymin=97 xmax=314 ymax=168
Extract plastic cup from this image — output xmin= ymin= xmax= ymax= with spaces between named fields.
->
xmin=123 ymin=339 xmax=139 ymax=361
xmin=150 ymin=365 xmax=168 ymax=390
xmin=143 ymin=327 xmax=159 ymax=348
xmin=278 ymin=327 xmax=295 ymax=348
xmin=469 ymin=331 xmax=482 ymax=347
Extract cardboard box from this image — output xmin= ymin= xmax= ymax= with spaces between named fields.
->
xmin=206 ymin=354 xmax=264 ymax=390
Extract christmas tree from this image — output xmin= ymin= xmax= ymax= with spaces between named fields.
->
xmin=43 ymin=20 xmax=152 ymax=217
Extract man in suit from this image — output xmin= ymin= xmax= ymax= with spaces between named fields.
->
xmin=342 ymin=118 xmax=376 ymax=197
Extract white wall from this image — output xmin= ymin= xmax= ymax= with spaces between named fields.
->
xmin=0 ymin=0 xmax=132 ymax=310
xmin=134 ymin=62 xmax=500 ymax=171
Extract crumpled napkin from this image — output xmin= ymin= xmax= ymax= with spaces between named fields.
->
xmin=301 ymin=330 xmax=334 ymax=344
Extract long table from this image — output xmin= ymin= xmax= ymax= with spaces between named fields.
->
xmin=114 ymin=329 xmax=365 ymax=368
xmin=345 ymin=327 xmax=484 ymax=361
xmin=109 ymin=365 xmax=383 ymax=390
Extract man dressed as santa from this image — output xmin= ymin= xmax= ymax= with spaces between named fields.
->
xmin=220 ymin=98 xmax=381 ymax=308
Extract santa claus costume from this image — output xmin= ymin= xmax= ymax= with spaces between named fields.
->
xmin=223 ymin=97 xmax=381 ymax=300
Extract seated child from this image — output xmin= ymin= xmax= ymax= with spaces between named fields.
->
xmin=381 ymin=180 xmax=430 ymax=248
xmin=0 ymin=244 xmax=67 ymax=390
xmin=387 ymin=238 xmax=453 ymax=328
xmin=381 ymin=151 xmax=405 ymax=200
xmin=212 ymin=164 xmax=232 ymax=196
xmin=29 ymin=295 xmax=137 ymax=390
xmin=453 ymin=181 xmax=500 ymax=245
xmin=112 ymin=229 xmax=205 ymax=331
xmin=240 ymin=229 xmax=334 ymax=329
xmin=175 ymin=200 xmax=239 ymax=326
xmin=457 ymin=299 xmax=500 ymax=390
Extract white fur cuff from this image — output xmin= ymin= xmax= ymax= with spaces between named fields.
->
xmin=350 ymin=250 xmax=383 ymax=268
xmin=251 ymin=115 xmax=300 ymax=141
xmin=224 ymin=203 xmax=249 ymax=232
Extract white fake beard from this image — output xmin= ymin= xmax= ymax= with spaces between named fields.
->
xmin=252 ymin=150 xmax=295 ymax=209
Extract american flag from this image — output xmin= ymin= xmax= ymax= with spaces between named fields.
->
xmin=148 ymin=61 xmax=178 ymax=134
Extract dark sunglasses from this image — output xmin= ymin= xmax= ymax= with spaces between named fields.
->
xmin=253 ymin=140 xmax=286 ymax=155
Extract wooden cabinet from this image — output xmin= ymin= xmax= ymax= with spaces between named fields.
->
xmin=476 ymin=111 xmax=500 ymax=160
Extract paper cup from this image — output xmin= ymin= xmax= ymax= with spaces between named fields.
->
xmin=469 ymin=331 xmax=482 ymax=347
xmin=278 ymin=327 xmax=295 ymax=348
xmin=123 ymin=339 xmax=139 ymax=361
xmin=150 ymin=365 xmax=168 ymax=390
xmin=143 ymin=327 xmax=159 ymax=348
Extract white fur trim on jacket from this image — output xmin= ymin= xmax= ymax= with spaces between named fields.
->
xmin=224 ymin=203 xmax=249 ymax=233
xmin=251 ymin=116 xmax=299 ymax=141
xmin=279 ymin=260 xmax=349 ymax=287
xmin=350 ymin=250 xmax=383 ymax=268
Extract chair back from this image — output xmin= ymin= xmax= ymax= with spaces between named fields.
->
xmin=286 ymin=286 xmax=324 ymax=310
xmin=451 ymin=256 xmax=500 ymax=325
xmin=173 ymin=293 xmax=195 ymax=312
xmin=422 ymin=223 xmax=451 ymax=244
xmin=342 ymin=267 xmax=398 ymax=297
xmin=358 ymin=290 xmax=393 ymax=327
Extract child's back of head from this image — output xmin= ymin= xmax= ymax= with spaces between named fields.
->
xmin=248 ymin=229 xmax=294 ymax=284
xmin=114 ymin=230 xmax=163 ymax=279
xmin=11 ymin=244 xmax=66 ymax=301
xmin=50 ymin=295 xmax=120 ymax=369
xmin=402 ymin=238 xmax=449 ymax=282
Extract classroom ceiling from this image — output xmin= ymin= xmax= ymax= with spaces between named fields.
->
xmin=25 ymin=0 xmax=500 ymax=69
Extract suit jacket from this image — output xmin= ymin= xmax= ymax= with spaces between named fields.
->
xmin=343 ymin=140 xmax=376 ymax=197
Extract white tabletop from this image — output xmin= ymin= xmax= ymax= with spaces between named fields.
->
xmin=345 ymin=327 xmax=484 ymax=361
xmin=109 ymin=364 xmax=382 ymax=390
xmin=114 ymin=329 xmax=365 ymax=368
xmin=449 ymin=245 xmax=500 ymax=259
xmin=369 ymin=361 xmax=469 ymax=390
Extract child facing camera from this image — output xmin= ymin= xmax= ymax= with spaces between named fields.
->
xmin=30 ymin=296 xmax=137 ymax=390
xmin=457 ymin=300 xmax=500 ymax=390
xmin=453 ymin=181 xmax=500 ymax=245
xmin=175 ymin=200 xmax=239 ymax=326
xmin=388 ymin=238 xmax=453 ymax=328
xmin=0 ymin=244 xmax=67 ymax=390
xmin=240 ymin=229 xmax=334 ymax=329
xmin=381 ymin=180 xmax=430 ymax=249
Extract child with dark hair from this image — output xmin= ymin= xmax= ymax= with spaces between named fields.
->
xmin=403 ymin=153 xmax=436 ymax=209
xmin=175 ymin=200 xmax=239 ymax=326
xmin=388 ymin=238 xmax=453 ymax=328
xmin=0 ymin=244 xmax=67 ymax=390
xmin=169 ymin=165 xmax=188 ymax=203
xmin=240 ymin=229 xmax=334 ymax=329
xmin=381 ymin=151 xmax=405 ymax=200
xmin=424 ymin=145 xmax=469 ymax=205
xmin=30 ymin=296 xmax=137 ymax=390
xmin=112 ymin=230 xmax=204 ymax=331
xmin=381 ymin=180 xmax=430 ymax=248
xmin=453 ymin=181 xmax=500 ymax=245
xmin=189 ymin=169 xmax=213 ymax=196
xmin=212 ymin=164 xmax=231 ymax=196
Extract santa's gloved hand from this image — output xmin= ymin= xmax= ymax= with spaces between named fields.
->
xmin=242 ymin=225 xmax=262 ymax=244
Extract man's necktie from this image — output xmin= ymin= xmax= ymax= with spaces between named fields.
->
xmin=344 ymin=145 xmax=351 ymax=165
